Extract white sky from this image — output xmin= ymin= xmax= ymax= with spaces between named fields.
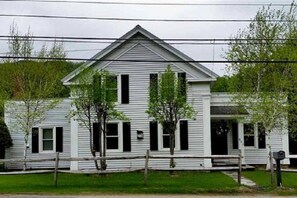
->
xmin=0 ymin=0 xmax=294 ymax=76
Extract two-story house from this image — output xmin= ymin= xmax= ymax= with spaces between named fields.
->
xmin=4 ymin=25 xmax=290 ymax=170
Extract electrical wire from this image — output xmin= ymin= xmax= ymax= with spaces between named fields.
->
xmin=0 ymin=0 xmax=293 ymax=7
xmin=0 ymin=14 xmax=295 ymax=23
xmin=1 ymin=56 xmax=297 ymax=63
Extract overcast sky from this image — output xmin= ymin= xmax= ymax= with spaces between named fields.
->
xmin=0 ymin=0 xmax=294 ymax=76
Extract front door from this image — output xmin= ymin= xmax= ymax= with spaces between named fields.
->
xmin=211 ymin=121 xmax=228 ymax=155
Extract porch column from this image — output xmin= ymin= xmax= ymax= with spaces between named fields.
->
xmin=238 ymin=122 xmax=246 ymax=164
xmin=70 ymin=117 xmax=79 ymax=170
xmin=202 ymin=94 xmax=212 ymax=167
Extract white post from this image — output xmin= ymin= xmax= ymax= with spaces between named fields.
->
xmin=70 ymin=117 xmax=79 ymax=170
xmin=202 ymin=94 xmax=212 ymax=167
xmin=238 ymin=122 xmax=246 ymax=164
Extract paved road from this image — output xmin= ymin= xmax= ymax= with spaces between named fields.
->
xmin=0 ymin=195 xmax=295 ymax=198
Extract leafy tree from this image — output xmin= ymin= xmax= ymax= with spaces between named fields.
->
xmin=146 ymin=65 xmax=196 ymax=168
xmin=211 ymin=76 xmax=231 ymax=92
xmin=3 ymin=23 xmax=67 ymax=170
xmin=70 ymin=69 xmax=127 ymax=170
xmin=0 ymin=118 xmax=12 ymax=159
xmin=226 ymin=4 xmax=297 ymax=185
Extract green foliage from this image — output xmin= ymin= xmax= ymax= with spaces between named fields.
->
xmin=147 ymin=65 xmax=196 ymax=168
xmin=211 ymin=76 xmax=231 ymax=92
xmin=147 ymin=65 xmax=196 ymax=125
xmin=0 ymin=119 xmax=12 ymax=159
xmin=226 ymin=4 xmax=297 ymax=133
xmin=1 ymin=23 xmax=71 ymax=170
xmin=70 ymin=69 xmax=127 ymax=170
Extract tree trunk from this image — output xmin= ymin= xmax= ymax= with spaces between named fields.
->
xmin=101 ymin=117 xmax=107 ymax=170
xmin=23 ymin=135 xmax=28 ymax=171
xmin=169 ymin=132 xmax=175 ymax=168
xmin=265 ymin=131 xmax=274 ymax=186
xmin=89 ymin=115 xmax=99 ymax=170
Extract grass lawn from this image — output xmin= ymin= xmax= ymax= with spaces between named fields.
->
xmin=0 ymin=171 xmax=240 ymax=194
xmin=243 ymin=170 xmax=297 ymax=195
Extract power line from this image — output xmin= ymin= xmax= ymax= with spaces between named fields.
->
xmin=0 ymin=14 xmax=295 ymax=23
xmin=1 ymin=56 xmax=297 ymax=63
xmin=0 ymin=35 xmax=296 ymax=42
xmin=0 ymin=0 xmax=293 ymax=7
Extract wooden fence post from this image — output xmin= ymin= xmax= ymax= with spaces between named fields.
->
xmin=54 ymin=152 xmax=60 ymax=187
xmin=144 ymin=150 xmax=149 ymax=186
xmin=237 ymin=149 xmax=242 ymax=185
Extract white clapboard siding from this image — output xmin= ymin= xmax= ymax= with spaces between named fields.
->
xmin=74 ymin=41 xmax=207 ymax=170
xmin=5 ymin=99 xmax=71 ymax=169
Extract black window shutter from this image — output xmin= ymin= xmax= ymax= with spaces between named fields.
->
xmin=149 ymin=74 xmax=158 ymax=102
xmin=32 ymin=127 xmax=39 ymax=153
xmin=150 ymin=121 xmax=158 ymax=151
xmin=121 ymin=75 xmax=129 ymax=104
xmin=232 ymin=122 xmax=238 ymax=149
xmin=258 ymin=123 xmax=266 ymax=149
xmin=123 ymin=122 xmax=131 ymax=152
xmin=180 ymin=120 xmax=188 ymax=150
xmin=93 ymin=123 xmax=100 ymax=152
xmin=178 ymin=72 xmax=186 ymax=101
xmin=56 ymin=127 xmax=63 ymax=152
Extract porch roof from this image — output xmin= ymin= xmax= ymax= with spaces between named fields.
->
xmin=210 ymin=106 xmax=248 ymax=115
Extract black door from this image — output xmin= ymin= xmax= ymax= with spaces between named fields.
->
xmin=289 ymin=137 xmax=297 ymax=167
xmin=211 ymin=121 xmax=228 ymax=155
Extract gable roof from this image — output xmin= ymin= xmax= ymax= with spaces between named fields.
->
xmin=62 ymin=25 xmax=218 ymax=85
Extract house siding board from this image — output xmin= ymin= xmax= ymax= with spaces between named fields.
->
xmin=5 ymin=100 xmax=72 ymax=169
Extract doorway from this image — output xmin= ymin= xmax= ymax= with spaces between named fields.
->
xmin=211 ymin=121 xmax=228 ymax=155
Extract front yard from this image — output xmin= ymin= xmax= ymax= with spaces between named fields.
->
xmin=0 ymin=170 xmax=297 ymax=195
xmin=0 ymin=171 xmax=239 ymax=194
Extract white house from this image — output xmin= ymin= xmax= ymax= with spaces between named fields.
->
xmin=4 ymin=25 xmax=290 ymax=170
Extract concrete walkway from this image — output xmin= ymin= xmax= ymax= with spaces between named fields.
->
xmin=223 ymin=171 xmax=256 ymax=187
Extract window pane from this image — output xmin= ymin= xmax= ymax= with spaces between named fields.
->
xmin=163 ymin=136 xmax=170 ymax=148
xmin=107 ymin=123 xmax=118 ymax=136
xmin=43 ymin=129 xmax=53 ymax=139
xmin=43 ymin=140 xmax=53 ymax=150
xmin=258 ymin=123 xmax=266 ymax=149
xmin=107 ymin=137 xmax=118 ymax=149
xmin=106 ymin=76 xmax=117 ymax=102
xmin=244 ymin=123 xmax=254 ymax=146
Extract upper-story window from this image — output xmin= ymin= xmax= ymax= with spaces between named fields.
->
xmin=93 ymin=74 xmax=129 ymax=104
xmin=149 ymin=72 xmax=186 ymax=101
xmin=106 ymin=75 xmax=118 ymax=102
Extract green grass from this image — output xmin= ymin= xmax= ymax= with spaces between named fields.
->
xmin=243 ymin=170 xmax=297 ymax=195
xmin=0 ymin=171 xmax=240 ymax=194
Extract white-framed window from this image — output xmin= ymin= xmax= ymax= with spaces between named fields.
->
xmin=243 ymin=123 xmax=266 ymax=149
xmin=32 ymin=126 xmax=63 ymax=154
xmin=40 ymin=127 xmax=56 ymax=153
xmin=158 ymin=122 xmax=181 ymax=151
xmin=106 ymin=75 xmax=118 ymax=103
xmin=244 ymin=123 xmax=254 ymax=147
xmin=106 ymin=122 xmax=122 ymax=152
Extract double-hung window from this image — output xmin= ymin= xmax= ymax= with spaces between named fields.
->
xmin=244 ymin=123 xmax=255 ymax=147
xmin=106 ymin=75 xmax=118 ymax=102
xmin=106 ymin=123 xmax=119 ymax=150
xmin=31 ymin=127 xmax=63 ymax=153
xmin=150 ymin=120 xmax=188 ymax=151
xmin=42 ymin=128 xmax=54 ymax=151
xmin=243 ymin=123 xmax=266 ymax=149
